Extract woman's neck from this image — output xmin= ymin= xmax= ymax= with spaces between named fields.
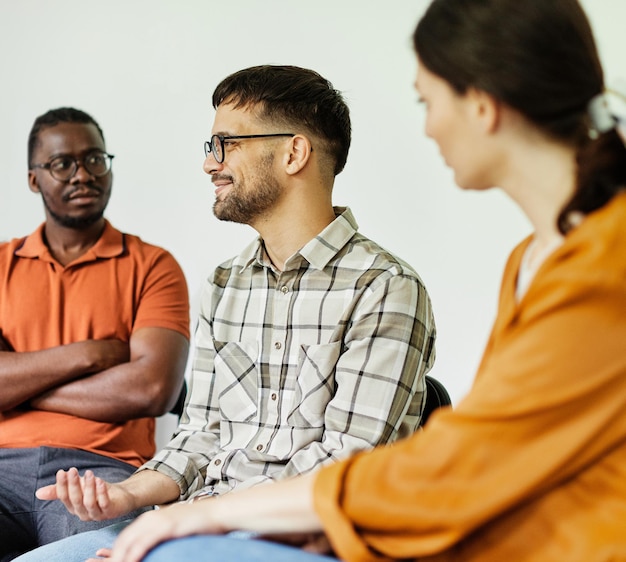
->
xmin=499 ymin=135 xmax=577 ymax=245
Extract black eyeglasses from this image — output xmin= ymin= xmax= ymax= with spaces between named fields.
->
xmin=204 ymin=133 xmax=294 ymax=163
xmin=31 ymin=150 xmax=115 ymax=181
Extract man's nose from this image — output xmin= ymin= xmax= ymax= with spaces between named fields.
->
xmin=203 ymin=152 xmax=223 ymax=175
xmin=70 ymin=161 xmax=96 ymax=182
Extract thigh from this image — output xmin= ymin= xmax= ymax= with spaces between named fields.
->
xmin=35 ymin=447 xmax=149 ymax=545
xmin=144 ymin=535 xmax=339 ymax=562
xmin=12 ymin=521 xmax=130 ymax=562
xmin=0 ymin=449 xmax=42 ymax=561
xmin=38 ymin=446 xmax=138 ymax=485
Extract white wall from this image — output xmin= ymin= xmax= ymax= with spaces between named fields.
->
xmin=1 ymin=1 xmax=623 ymax=444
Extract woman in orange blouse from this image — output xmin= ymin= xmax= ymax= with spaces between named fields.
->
xmin=41 ymin=0 xmax=626 ymax=561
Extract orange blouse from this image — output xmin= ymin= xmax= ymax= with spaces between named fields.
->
xmin=314 ymin=192 xmax=626 ymax=561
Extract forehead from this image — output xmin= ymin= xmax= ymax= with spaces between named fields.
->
xmin=35 ymin=122 xmax=105 ymax=157
xmin=415 ymin=61 xmax=455 ymax=99
xmin=212 ymin=102 xmax=264 ymax=134
xmin=414 ymin=61 xmax=432 ymax=93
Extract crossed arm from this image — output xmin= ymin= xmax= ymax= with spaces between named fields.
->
xmin=0 ymin=327 xmax=189 ymax=421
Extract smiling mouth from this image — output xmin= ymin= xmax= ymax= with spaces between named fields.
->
xmin=214 ymin=183 xmax=233 ymax=199
xmin=212 ymin=177 xmax=234 ymax=199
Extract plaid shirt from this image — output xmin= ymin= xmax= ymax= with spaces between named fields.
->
xmin=143 ymin=207 xmax=436 ymax=499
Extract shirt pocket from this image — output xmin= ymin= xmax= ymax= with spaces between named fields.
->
xmin=213 ymin=340 xmax=259 ymax=423
xmin=286 ymin=341 xmax=341 ymax=428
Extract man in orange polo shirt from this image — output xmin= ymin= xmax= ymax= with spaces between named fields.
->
xmin=0 ymin=107 xmax=191 ymax=560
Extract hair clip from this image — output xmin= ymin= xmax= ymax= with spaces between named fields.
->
xmin=587 ymin=93 xmax=615 ymax=139
xmin=606 ymin=87 xmax=626 ymax=145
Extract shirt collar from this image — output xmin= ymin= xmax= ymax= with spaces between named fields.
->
xmin=15 ymin=219 xmax=126 ymax=265
xmin=236 ymin=207 xmax=358 ymax=273
xmin=298 ymin=207 xmax=358 ymax=270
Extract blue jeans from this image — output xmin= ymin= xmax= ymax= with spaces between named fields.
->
xmin=13 ymin=521 xmax=130 ymax=562
xmin=15 ymin=527 xmax=339 ymax=562
xmin=144 ymin=534 xmax=339 ymax=562
xmin=0 ymin=447 xmax=148 ymax=562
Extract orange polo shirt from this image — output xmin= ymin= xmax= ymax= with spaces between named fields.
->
xmin=315 ymin=192 xmax=626 ymax=561
xmin=0 ymin=221 xmax=190 ymax=467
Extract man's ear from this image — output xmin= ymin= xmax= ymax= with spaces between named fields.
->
xmin=468 ymin=87 xmax=501 ymax=134
xmin=28 ymin=170 xmax=41 ymax=194
xmin=284 ymin=134 xmax=313 ymax=175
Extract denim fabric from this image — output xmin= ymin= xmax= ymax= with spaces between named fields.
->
xmin=144 ymin=534 xmax=338 ymax=562
xmin=0 ymin=447 xmax=146 ymax=561
xmin=12 ymin=521 xmax=130 ymax=562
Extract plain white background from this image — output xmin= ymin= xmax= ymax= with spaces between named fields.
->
xmin=0 ymin=1 xmax=623 ymax=444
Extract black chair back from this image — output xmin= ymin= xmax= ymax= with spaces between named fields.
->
xmin=169 ymin=380 xmax=187 ymax=418
xmin=420 ymin=375 xmax=452 ymax=427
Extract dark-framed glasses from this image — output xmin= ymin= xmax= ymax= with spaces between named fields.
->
xmin=204 ymin=133 xmax=294 ymax=163
xmin=31 ymin=150 xmax=115 ymax=181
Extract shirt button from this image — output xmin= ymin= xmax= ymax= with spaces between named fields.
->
xmin=280 ymin=286 xmax=289 ymax=294
xmin=274 ymin=342 xmax=282 ymax=350
xmin=256 ymin=444 xmax=263 ymax=451
xmin=214 ymin=459 xmax=221 ymax=466
xmin=271 ymin=393 xmax=277 ymax=401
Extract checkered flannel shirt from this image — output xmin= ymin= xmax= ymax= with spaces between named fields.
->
xmin=142 ymin=207 xmax=436 ymax=498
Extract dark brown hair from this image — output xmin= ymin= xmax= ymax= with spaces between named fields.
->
xmin=212 ymin=65 xmax=351 ymax=176
xmin=414 ymin=0 xmax=626 ymax=232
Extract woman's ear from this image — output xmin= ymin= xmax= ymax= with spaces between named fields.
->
xmin=468 ymin=87 xmax=501 ymax=134
xmin=284 ymin=134 xmax=313 ymax=175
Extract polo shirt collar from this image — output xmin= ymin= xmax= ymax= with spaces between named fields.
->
xmin=15 ymin=220 xmax=125 ymax=264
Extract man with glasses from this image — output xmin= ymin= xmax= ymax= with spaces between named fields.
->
xmin=18 ymin=66 xmax=436 ymax=561
xmin=0 ymin=107 xmax=190 ymax=560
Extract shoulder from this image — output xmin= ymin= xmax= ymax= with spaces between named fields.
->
xmin=209 ymin=238 xmax=260 ymax=284
xmin=341 ymin=232 xmax=425 ymax=284
xmin=119 ymin=231 xmax=182 ymax=268
xmin=582 ymin=192 xmax=626 ymax=275
xmin=0 ymin=239 xmax=20 ymax=253
xmin=0 ymin=236 xmax=29 ymax=263
xmin=519 ymin=195 xmax=626 ymax=318
xmin=100 ymin=229 xmax=188 ymax=292
xmin=556 ymin=193 xmax=626 ymax=285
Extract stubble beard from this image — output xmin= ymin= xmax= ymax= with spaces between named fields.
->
xmin=213 ymin=154 xmax=283 ymax=225
xmin=41 ymin=189 xmax=108 ymax=229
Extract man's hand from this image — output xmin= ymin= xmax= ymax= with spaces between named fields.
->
xmin=28 ymin=339 xmax=130 ymax=410
xmin=78 ymin=339 xmax=131 ymax=373
xmin=0 ymin=338 xmax=130 ymax=411
xmin=0 ymin=333 xmax=13 ymax=351
xmin=35 ymin=467 xmax=137 ymax=522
